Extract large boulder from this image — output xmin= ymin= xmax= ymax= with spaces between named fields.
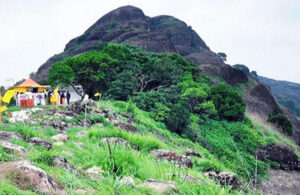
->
xmin=255 ymin=144 xmax=300 ymax=171
xmin=150 ymin=149 xmax=193 ymax=168
xmin=67 ymin=99 xmax=95 ymax=114
xmin=0 ymin=161 xmax=66 ymax=194
xmin=0 ymin=142 xmax=26 ymax=155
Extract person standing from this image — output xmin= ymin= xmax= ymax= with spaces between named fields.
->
xmin=61 ymin=92 xmax=65 ymax=105
xmin=67 ymin=91 xmax=71 ymax=105
xmin=15 ymin=92 xmax=19 ymax=106
xmin=47 ymin=91 xmax=51 ymax=105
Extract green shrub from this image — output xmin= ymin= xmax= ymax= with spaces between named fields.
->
xmin=210 ymin=84 xmax=246 ymax=121
xmin=267 ymin=112 xmax=293 ymax=136
xmin=0 ymin=147 xmax=14 ymax=162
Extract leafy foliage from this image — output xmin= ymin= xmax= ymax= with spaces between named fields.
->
xmin=268 ymin=112 xmax=293 ymax=136
xmin=49 ymin=43 xmax=247 ymax=133
xmin=210 ymin=84 xmax=246 ymax=121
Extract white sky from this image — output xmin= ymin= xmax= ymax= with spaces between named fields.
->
xmin=0 ymin=0 xmax=299 ymax=87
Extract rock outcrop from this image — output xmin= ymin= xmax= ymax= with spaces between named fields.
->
xmin=34 ymin=6 xmax=223 ymax=82
xmin=200 ymin=64 xmax=248 ymax=85
xmin=255 ymin=144 xmax=300 ymax=171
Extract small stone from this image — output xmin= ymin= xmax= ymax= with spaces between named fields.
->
xmin=120 ymin=176 xmax=135 ymax=186
xmin=100 ymin=137 xmax=129 ymax=147
xmin=29 ymin=137 xmax=52 ymax=150
xmin=52 ymin=133 xmax=68 ymax=142
xmin=74 ymin=142 xmax=84 ymax=148
xmin=53 ymin=156 xmax=77 ymax=172
xmin=185 ymin=149 xmax=201 ymax=158
xmin=85 ymin=166 xmax=104 ymax=181
xmin=150 ymin=149 xmax=193 ymax=168
xmin=53 ymin=142 xmax=64 ymax=146
xmin=85 ymin=166 xmax=104 ymax=175
xmin=138 ymin=179 xmax=177 ymax=193
xmin=76 ymin=131 xmax=87 ymax=138
xmin=62 ymin=150 xmax=73 ymax=156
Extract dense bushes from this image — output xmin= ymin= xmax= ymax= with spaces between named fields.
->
xmin=268 ymin=112 xmax=293 ymax=135
xmin=210 ymin=84 xmax=246 ymax=121
xmin=49 ymin=43 xmax=247 ymax=134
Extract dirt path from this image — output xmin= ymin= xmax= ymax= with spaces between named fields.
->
xmin=255 ymin=169 xmax=300 ymax=195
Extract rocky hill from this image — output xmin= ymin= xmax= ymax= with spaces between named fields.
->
xmin=33 ymin=5 xmax=300 ymax=147
xmin=258 ymin=76 xmax=300 ymax=118
xmin=35 ymin=6 xmax=247 ymax=85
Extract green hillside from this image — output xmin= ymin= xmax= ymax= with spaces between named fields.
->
xmin=1 ymin=44 xmax=300 ymax=194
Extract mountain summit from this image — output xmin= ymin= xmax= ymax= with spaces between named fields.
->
xmin=34 ymin=5 xmax=223 ymax=81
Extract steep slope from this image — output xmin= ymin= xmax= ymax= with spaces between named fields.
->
xmin=258 ymin=76 xmax=300 ymax=118
xmin=35 ymin=6 xmax=228 ymax=83
xmin=233 ymin=65 xmax=300 ymax=146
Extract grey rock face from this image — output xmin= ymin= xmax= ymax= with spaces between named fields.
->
xmin=34 ymin=6 xmax=222 ymax=82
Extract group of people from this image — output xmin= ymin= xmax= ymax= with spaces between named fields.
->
xmin=15 ymin=90 xmax=71 ymax=107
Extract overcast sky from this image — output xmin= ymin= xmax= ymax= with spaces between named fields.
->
xmin=0 ymin=0 xmax=299 ymax=87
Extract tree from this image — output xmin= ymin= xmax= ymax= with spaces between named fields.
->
xmin=165 ymin=103 xmax=190 ymax=134
xmin=48 ymin=61 xmax=83 ymax=98
xmin=210 ymin=84 xmax=246 ymax=121
xmin=268 ymin=112 xmax=293 ymax=136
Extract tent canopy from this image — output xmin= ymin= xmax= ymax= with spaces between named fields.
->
xmin=17 ymin=78 xmax=42 ymax=88
xmin=13 ymin=78 xmax=50 ymax=93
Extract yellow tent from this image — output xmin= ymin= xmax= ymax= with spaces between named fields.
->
xmin=12 ymin=78 xmax=50 ymax=94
